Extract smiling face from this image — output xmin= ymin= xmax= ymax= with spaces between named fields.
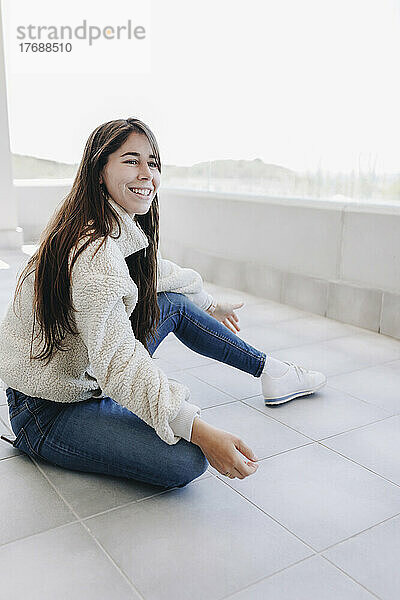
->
xmin=100 ymin=131 xmax=161 ymax=216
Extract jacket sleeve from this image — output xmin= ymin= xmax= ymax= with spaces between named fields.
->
xmin=72 ymin=273 xmax=201 ymax=445
xmin=156 ymin=249 xmax=214 ymax=311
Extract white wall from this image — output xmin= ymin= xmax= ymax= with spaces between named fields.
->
xmin=12 ymin=181 xmax=400 ymax=340
xmin=0 ymin=9 xmax=23 ymax=249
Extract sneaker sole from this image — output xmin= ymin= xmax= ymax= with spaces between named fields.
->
xmin=264 ymin=378 xmax=327 ymax=405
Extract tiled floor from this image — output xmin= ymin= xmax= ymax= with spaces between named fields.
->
xmin=1 ymin=248 xmax=400 ymax=599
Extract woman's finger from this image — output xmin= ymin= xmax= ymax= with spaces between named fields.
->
xmin=234 ymin=438 xmax=259 ymax=462
xmin=228 ymin=315 xmax=240 ymax=331
xmin=233 ymin=461 xmax=257 ymax=479
xmin=224 ymin=319 xmax=236 ymax=334
xmin=223 ymin=319 xmax=235 ymax=333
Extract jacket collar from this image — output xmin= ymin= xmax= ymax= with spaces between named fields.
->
xmin=107 ymin=197 xmax=149 ymax=258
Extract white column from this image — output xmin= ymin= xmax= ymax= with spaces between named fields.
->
xmin=0 ymin=6 xmax=23 ymax=249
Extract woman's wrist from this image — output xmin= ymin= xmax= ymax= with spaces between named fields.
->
xmin=190 ymin=416 xmax=210 ymax=445
xmin=206 ymin=299 xmax=217 ymax=314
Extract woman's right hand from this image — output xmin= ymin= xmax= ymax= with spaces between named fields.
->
xmin=190 ymin=418 xmax=259 ymax=480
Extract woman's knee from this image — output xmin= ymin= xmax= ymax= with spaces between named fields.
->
xmin=164 ymin=291 xmax=191 ymax=310
xmin=172 ymin=443 xmax=209 ymax=488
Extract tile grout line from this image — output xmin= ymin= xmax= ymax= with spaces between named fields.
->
xmin=208 ymin=471 xmax=319 ymax=553
xmin=238 ymin=328 xmax=382 ymax=351
xmin=79 ymin=485 xmax=183 ymax=522
xmin=244 ymin=395 xmax=362 ymax=444
xmin=321 ymin=385 xmax=400 ymax=416
xmin=1 ymin=280 xmax=399 ymax=597
xmin=316 ymin=439 xmax=400 ymax=489
xmin=327 ymin=356 xmax=400 ymax=377
xmin=220 ymin=550 xmax=383 ymax=600
xmin=176 ymin=353 xmax=400 ymax=408
xmin=210 ymin=445 xmax=400 ymax=551
xmin=160 ymin=328 xmax=375 ymax=371
xmin=22 ymin=457 xmax=148 ymax=600
xmin=317 ymin=412 xmax=400 ymax=442
xmin=231 ymin=426 xmax=400 ymax=494
xmin=0 ymin=455 xmax=212 ymax=544
xmin=238 ymin=398 xmax=325 ymax=441
xmin=157 ymin=313 xmax=374 ymax=366
xmin=317 ymin=555 xmax=383 ymax=600
xmin=0 ymin=434 xmax=398 ymax=593
xmin=317 ymin=510 xmax=400 ymax=554
xmin=211 ymin=467 xmax=396 ymax=600
xmin=75 ymin=474 xmax=214 ymax=523
xmin=240 ymin=395 xmax=399 ymax=447
xmin=0 ymin=517 xmax=80 ymax=550
xmin=218 ymin=555 xmax=318 ymax=600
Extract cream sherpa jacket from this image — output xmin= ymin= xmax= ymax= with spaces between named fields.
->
xmin=0 ymin=198 xmax=214 ymax=445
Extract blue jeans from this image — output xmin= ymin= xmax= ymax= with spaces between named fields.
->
xmin=5 ymin=292 xmax=266 ymax=490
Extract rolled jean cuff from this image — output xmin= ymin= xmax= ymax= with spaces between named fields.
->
xmin=169 ymin=399 xmax=202 ymax=442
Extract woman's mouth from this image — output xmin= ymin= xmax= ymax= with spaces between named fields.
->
xmin=128 ymin=187 xmax=152 ymax=198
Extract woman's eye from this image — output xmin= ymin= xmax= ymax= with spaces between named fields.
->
xmin=124 ymin=160 xmax=158 ymax=167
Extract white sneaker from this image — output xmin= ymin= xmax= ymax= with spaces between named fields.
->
xmin=261 ymin=360 xmax=327 ymax=405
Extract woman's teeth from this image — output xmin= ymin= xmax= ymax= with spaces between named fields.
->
xmin=128 ymin=187 xmax=151 ymax=197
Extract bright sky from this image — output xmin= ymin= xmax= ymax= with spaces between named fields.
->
xmin=2 ymin=0 xmax=400 ymax=174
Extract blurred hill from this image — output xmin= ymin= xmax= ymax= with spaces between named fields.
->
xmin=11 ymin=153 xmax=400 ymax=201
xmin=12 ymin=153 xmax=79 ymax=179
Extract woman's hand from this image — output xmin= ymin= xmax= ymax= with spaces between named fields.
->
xmin=191 ymin=418 xmax=259 ymax=480
xmin=206 ymin=301 xmax=245 ymax=335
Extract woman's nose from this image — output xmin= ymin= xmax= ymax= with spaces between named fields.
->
xmin=138 ymin=163 xmax=152 ymax=179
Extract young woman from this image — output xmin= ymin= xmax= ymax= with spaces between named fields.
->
xmin=0 ymin=118 xmax=326 ymax=489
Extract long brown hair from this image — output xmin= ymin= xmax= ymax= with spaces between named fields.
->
xmin=13 ymin=117 xmax=162 ymax=366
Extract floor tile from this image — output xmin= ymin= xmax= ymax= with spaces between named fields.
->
xmin=159 ymin=369 xmax=236 ymax=409
xmin=385 ymin=358 xmax=400 ymax=371
xmin=201 ymin=401 xmax=311 ymax=461
xmin=0 ymin=420 xmax=21 ymax=460
xmin=237 ymin=323 xmax=310 ymax=353
xmin=221 ymin=443 xmax=400 ymax=551
xmin=227 ymin=555 xmax=376 ymax=599
xmin=270 ymin=334 xmax=398 ymax=377
xmin=233 ymin=301 xmax=313 ymax=330
xmin=0 ymin=402 xmax=11 ymax=429
xmin=322 ymin=415 xmax=400 ymax=485
xmin=185 ymin=362 xmax=262 ymax=400
xmin=84 ymin=476 xmax=312 ymax=600
xmin=329 ymin=363 xmax=400 ymax=414
xmin=33 ymin=457 xmax=211 ymax=519
xmin=243 ymin=385 xmax=394 ymax=440
xmin=0 ymin=389 xmax=7 ymax=405
xmin=151 ymin=356 xmax=181 ymax=374
xmin=204 ymin=283 xmax=274 ymax=307
xmin=154 ymin=337 xmax=214 ymax=369
xmin=1 ymin=266 xmax=400 ymax=597
xmin=325 ymin=333 xmax=400 ymax=364
xmin=0 ymin=455 xmax=76 ymax=546
xmin=0 ymin=522 xmax=139 ymax=599
xmin=275 ymin=315 xmax=370 ymax=342
xmin=240 ymin=315 xmax=369 ymax=356
xmin=323 ymin=514 xmax=400 ymax=600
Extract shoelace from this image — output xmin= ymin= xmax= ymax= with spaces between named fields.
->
xmin=283 ymin=361 xmax=308 ymax=381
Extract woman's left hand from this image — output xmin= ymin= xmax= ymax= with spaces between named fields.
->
xmin=206 ymin=301 xmax=245 ymax=334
